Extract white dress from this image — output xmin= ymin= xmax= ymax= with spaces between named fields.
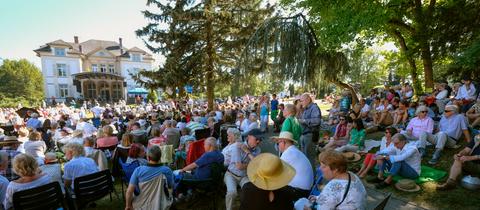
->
xmin=315 ymin=172 xmax=367 ymax=210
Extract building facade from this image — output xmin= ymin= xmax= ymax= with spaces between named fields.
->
xmin=34 ymin=36 xmax=154 ymax=102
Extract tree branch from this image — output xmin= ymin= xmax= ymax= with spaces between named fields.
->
xmin=388 ymin=19 xmax=415 ymax=34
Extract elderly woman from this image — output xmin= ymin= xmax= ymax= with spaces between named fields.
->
xmin=357 ymin=127 xmax=398 ymax=178
xmin=24 ymin=131 xmax=47 ymax=164
xmin=297 ymin=150 xmax=367 ymax=210
xmin=96 ymin=125 xmax=118 ymax=148
xmin=281 ymin=104 xmax=302 ymax=142
xmin=221 ymin=128 xmax=242 ymax=166
xmin=3 ymin=154 xmax=51 ymax=209
xmin=126 ymin=143 xmax=148 ymax=165
xmin=401 ymin=105 xmax=434 ymax=146
xmin=63 ymin=142 xmax=99 ymax=190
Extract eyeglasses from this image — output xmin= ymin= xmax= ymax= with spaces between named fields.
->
xmin=444 ymin=110 xmax=452 ymax=113
xmin=339 ymin=118 xmax=346 ymax=121
xmin=421 ymin=111 xmax=428 ymax=113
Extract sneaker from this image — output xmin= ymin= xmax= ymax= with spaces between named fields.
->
xmin=375 ymin=181 xmax=391 ymax=189
xmin=428 ymin=158 xmax=439 ymax=165
xmin=366 ymin=176 xmax=384 ymax=183
xmin=436 ymin=179 xmax=457 ymax=191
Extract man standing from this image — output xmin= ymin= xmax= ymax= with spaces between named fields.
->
xmin=273 ymin=131 xmax=313 ymax=201
xmin=298 ymin=93 xmax=322 ymax=169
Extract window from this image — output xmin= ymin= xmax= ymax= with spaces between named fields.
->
xmin=100 ymin=64 xmax=107 ymax=73
xmin=86 ymin=82 xmax=96 ymax=99
xmin=56 ymin=64 xmax=67 ymax=77
xmin=54 ymin=48 xmax=66 ymax=56
xmin=91 ymin=64 xmax=98 ymax=72
xmin=131 ymin=54 xmax=141 ymax=62
xmin=108 ymin=64 xmax=115 ymax=73
xmin=59 ymin=84 xmax=68 ymax=97
xmin=112 ymin=83 xmax=122 ymax=100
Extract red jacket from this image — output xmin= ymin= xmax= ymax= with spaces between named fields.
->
xmin=186 ymin=139 xmax=205 ymax=165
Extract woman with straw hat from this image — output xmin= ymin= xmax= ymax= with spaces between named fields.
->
xmin=239 ymin=153 xmax=296 ymax=210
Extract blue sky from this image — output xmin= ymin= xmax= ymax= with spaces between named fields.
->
xmin=0 ymin=0 xmax=163 ymax=67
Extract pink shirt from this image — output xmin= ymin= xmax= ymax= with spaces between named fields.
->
xmin=148 ymin=136 xmax=167 ymax=148
xmin=96 ymin=136 xmax=118 ymax=148
xmin=406 ymin=117 xmax=434 ymax=138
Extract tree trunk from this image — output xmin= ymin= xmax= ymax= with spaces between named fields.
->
xmin=205 ymin=0 xmax=215 ymax=111
xmin=391 ymin=30 xmax=423 ymax=95
xmin=332 ymin=79 xmax=359 ymax=106
xmin=419 ymin=40 xmax=434 ymax=90
xmin=414 ymin=0 xmax=435 ymax=91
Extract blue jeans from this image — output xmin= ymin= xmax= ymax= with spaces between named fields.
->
xmin=379 ymin=160 xmax=419 ymax=179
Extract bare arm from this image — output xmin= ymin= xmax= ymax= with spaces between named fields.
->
xmin=125 ymin=184 xmax=135 ymax=210
xmin=181 ymin=162 xmax=198 ymax=172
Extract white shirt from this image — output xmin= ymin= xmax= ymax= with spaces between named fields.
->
xmin=242 ymin=121 xmax=258 ymax=136
xmin=360 ymin=104 xmax=370 ymax=114
xmin=390 ymin=142 xmax=422 ymax=175
xmin=435 ymin=89 xmax=448 ymax=100
xmin=281 ymin=146 xmax=314 ymax=190
xmin=455 ymin=83 xmax=476 ymax=100
xmin=405 ymin=116 xmax=434 ymax=139
xmin=314 ymin=172 xmax=367 ymax=210
xmin=377 ymin=137 xmax=397 ymax=155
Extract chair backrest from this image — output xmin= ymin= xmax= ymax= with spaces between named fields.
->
xmin=13 ymin=181 xmax=65 ymax=210
xmin=374 ymin=193 xmax=392 ymax=210
xmin=166 ymin=132 xmax=180 ymax=149
xmin=73 ymin=170 xmax=113 ymax=205
xmin=195 ymin=128 xmax=210 ymax=140
xmin=119 ymin=159 xmax=140 ymax=182
xmin=209 ymin=162 xmax=226 ymax=182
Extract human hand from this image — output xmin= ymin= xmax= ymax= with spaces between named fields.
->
xmin=460 ymin=155 xmax=474 ymax=162
xmin=125 ymin=206 xmax=133 ymax=210
xmin=308 ymin=195 xmax=317 ymax=202
xmin=454 ymin=154 xmax=462 ymax=161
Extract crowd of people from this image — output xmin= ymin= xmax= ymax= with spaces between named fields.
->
xmin=0 ymin=76 xmax=478 ymax=209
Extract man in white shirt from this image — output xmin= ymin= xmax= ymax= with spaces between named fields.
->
xmin=373 ymin=134 xmax=421 ymax=189
xmin=274 ymin=131 xmax=314 ymax=201
xmin=454 ymin=76 xmax=476 ymax=113
xmin=359 ymin=99 xmax=371 ymax=120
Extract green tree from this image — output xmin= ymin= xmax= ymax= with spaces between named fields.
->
xmin=281 ymin=0 xmax=480 ymax=93
xmin=137 ymin=0 xmax=273 ymax=109
xmin=0 ymin=59 xmax=44 ymax=107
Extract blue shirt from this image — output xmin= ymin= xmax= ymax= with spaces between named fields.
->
xmin=271 ymin=100 xmax=279 ymax=111
xmin=63 ymin=156 xmax=99 ymax=189
xmin=439 ymin=113 xmax=468 ymax=140
xmin=260 ymin=103 xmax=268 ymax=116
xmin=194 ymin=150 xmax=224 ymax=179
xmin=129 ymin=164 xmax=174 ymax=190
xmin=26 ymin=118 xmax=42 ymax=129
xmin=228 ymin=143 xmax=261 ymax=177
xmin=300 ymin=103 xmax=322 ymax=134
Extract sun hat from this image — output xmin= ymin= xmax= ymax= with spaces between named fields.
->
xmin=71 ymin=129 xmax=83 ymax=137
xmin=44 ymin=152 xmax=58 ymax=163
xmin=247 ymin=128 xmax=264 ymax=141
xmin=342 ymin=152 xmax=361 ymax=162
xmin=247 ymin=153 xmax=296 ymax=191
xmin=445 ymin=105 xmax=458 ymax=113
xmin=0 ymin=136 xmax=22 ymax=146
xmin=394 ymin=179 xmax=421 ymax=192
xmin=271 ymin=131 xmax=297 ymax=143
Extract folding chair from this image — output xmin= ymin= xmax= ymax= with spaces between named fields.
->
xmin=71 ymin=170 xmax=114 ymax=210
xmin=13 ymin=182 xmax=65 ymax=210
xmin=119 ymin=159 xmax=140 ymax=199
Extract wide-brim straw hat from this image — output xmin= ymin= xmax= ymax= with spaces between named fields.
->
xmin=342 ymin=152 xmax=361 ymax=162
xmin=247 ymin=153 xmax=296 ymax=191
xmin=0 ymin=136 xmax=22 ymax=146
xmin=271 ymin=131 xmax=297 ymax=143
xmin=394 ymin=179 xmax=421 ymax=192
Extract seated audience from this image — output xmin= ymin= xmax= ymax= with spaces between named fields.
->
xmin=357 ymin=127 xmax=398 ymax=178
xmin=24 ymin=131 xmax=47 ymax=164
xmin=0 ymin=136 xmax=22 ymax=181
xmin=96 ymin=125 xmax=118 ymax=148
xmin=466 ymin=99 xmax=480 ymax=128
xmin=453 ymin=76 xmax=476 ymax=113
xmin=335 ymin=119 xmax=366 ymax=152
xmin=297 ymin=150 xmax=367 ymax=210
xmin=40 ymin=152 xmax=64 ymax=193
xmin=419 ymin=105 xmax=471 ymax=164
xmin=242 ymin=114 xmax=259 ymax=137
xmin=371 ymin=134 xmax=421 ymax=189
xmin=126 ymin=143 xmax=148 ymax=166
xmin=401 ymin=105 xmax=434 ymax=143
xmin=0 ymin=152 xmax=10 ymax=204
xmin=63 ymin=142 xmax=99 ymax=190
xmin=372 ymin=98 xmax=393 ymax=127
xmin=221 ymin=128 xmax=242 ymax=167
xmin=322 ymin=116 xmax=351 ymax=150
xmin=436 ymin=135 xmax=480 ymax=190
xmin=240 ymin=153 xmax=296 ymax=210
xmin=3 ymin=154 xmax=51 ymax=210
xmin=392 ymin=100 xmax=409 ymax=128
xmin=224 ymin=129 xmax=262 ymax=210
xmin=125 ymin=145 xmax=174 ymax=210
xmin=359 ymin=98 xmax=371 ymax=121
xmin=274 ymin=131 xmax=313 ymax=201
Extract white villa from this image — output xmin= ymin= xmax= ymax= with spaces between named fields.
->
xmin=34 ymin=36 xmax=154 ymax=102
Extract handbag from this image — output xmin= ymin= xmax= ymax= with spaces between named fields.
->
xmin=335 ymin=173 xmax=351 ymax=208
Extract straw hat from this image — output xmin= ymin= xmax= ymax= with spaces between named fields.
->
xmin=394 ymin=179 xmax=421 ymax=192
xmin=342 ymin=152 xmax=361 ymax=162
xmin=44 ymin=152 xmax=58 ymax=163
xmin=247 ymin=153 xmax=296 ymax=191
xmin=271 ymin=131 xmax=297 ymax=143
xmin=71 ymin=129 xmax=83 ymax=137
xmin=0 ymin=136 xmax=22 ymax=146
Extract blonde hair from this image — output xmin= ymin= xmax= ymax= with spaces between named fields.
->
xmin=121 ymin=133 xmax=133 ymax=147
xmin=63 ymin=142 xmax=85 ymax=157
xmin=13 ymin=154 xmax=39 ymax=177
xmin=18 ymin=128 xmax=29 ymax=137
xmin=103 ymin=125 xmax=114 ymax=136
xmin=29 ymin=131 xmax=42 ymax=141
xmin=284 ymin=104 xmax=296 ymax=115
xmin=318 ymin=150 xmax=347 ymax=173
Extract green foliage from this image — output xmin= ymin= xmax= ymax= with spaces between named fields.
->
xmin=146 ymin=89 xmax=158 ymax=103
xmin=0 ymin=59 xmax=44 ymax=107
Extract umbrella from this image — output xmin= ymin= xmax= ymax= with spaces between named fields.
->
xmin=128 ymin=88 xmax=148 ymax=95
xmin=16 ymin=107 xmax=39 ymax=118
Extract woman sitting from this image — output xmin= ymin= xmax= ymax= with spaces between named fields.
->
xmin=126 ymin=143 xmax=148 ymax=166
xmin=3 ymin=154 xmax=52 ymax=210
xmin=297 ymin=150 xmax=367 ymax=210
xmin=392 ymin=100 xmax=409 ymax=128
xmin=357 ymin=127 xmax=398 ymax=178
xmin=335 ymin=119 xmax=366 ymax=153
xmin=322 ymin=116 xmax=352 ymax=150
xmin=96 ymin=125 xmax=118 ymax=149
xmin=24 ymin=131 xmax=47 ymax=165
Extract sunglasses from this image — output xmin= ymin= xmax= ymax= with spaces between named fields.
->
xmin=421 ymin=111 xmax=428 ymax=113
xmin=444 ymin=110 xmax=451 ymax=113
